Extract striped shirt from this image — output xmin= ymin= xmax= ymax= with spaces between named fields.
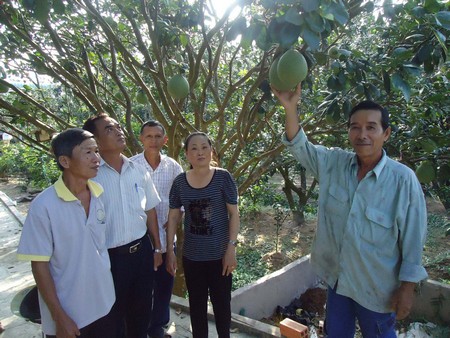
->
xmin=130 ymin=152 xmax=183 ymax=252
xmin=93 ymin=155 xmax=161 ymax=249
xmin=169 ymin=168 xmax=238 ymax=261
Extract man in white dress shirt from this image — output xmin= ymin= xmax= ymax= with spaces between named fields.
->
xmin=130 ymin=120 xmax=183 ymax=338
xmin=83 ymin=114 xmax=162 ymax=338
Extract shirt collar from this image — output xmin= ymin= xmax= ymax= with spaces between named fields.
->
xmin=351 ymin=149 xmax=387 ymax=180
xmin=100 ymin=154 xmax=135 ymax=171
xmin=372 ymin=149 xmax=387 ymax=179
xmin=54 ymin=175 xmax=104 ymax=201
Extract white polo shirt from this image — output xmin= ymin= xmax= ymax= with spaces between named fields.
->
xmin=130 ymin=153 xmax=183 ymax=252
xmin=93 ymin=155 xmax=161 ymax=248
xmin=17 ymin=177 xmax=115 ymax=335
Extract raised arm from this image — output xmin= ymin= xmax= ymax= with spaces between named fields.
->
xmin=272 ymin=84 xmax=302 ymax=141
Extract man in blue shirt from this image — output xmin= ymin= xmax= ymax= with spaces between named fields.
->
xmin=273 ymin=84 xmax=428 ymax=337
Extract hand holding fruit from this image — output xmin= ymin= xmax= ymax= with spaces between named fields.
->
xmin=272 ymin=83 xmax=302 ymax=112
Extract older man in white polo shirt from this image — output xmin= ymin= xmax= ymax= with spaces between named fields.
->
xmin=17 ymin=128 xmax=116 ymax=338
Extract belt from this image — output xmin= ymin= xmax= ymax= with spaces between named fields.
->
xmin=109 ymin=236 xmax=144 ymax=255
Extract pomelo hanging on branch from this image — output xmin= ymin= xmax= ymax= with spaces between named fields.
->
xmin=328 ymin=46 xmax=340 ymax=59
xmin=269 ymin=49 xmax=308 ymax=91
xmin=167 ymin=74 xmax=189 ymax=99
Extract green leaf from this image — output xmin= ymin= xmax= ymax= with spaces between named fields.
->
xmin=179 ymin=34 xmax=189 ymax=47
xmin=342 ymin=99 xmax=352 ymax=118
xmin=255 ymin=27 xmax=271 ymax=51
xmin=53 ymin=0 xmax=66 ymax=15
xmin=300 ymin=26 xmax=320 ymax=51
xmin=424 ymin=58 xmax=435 ymax=73
xmin=392 ymin=73 xmax=411 ymax=102
xmin=240 ymin=28 xmax=253 ymax=49
xmin=260 ymin=0 xmax=277 ymax=10
xmin=305 ymin=12 xmax=326 ymax=33
xmin=302 ymin=0 xmax=320 ymax=13
xmin=285 ymin=8 xmax=302 ymax=26
xmin=424 ymin=0 xmax=441 ymax=14
xmin=412 ymin=43 xmax=433 ymax=65
xmin=435 ymin=11 xmax=450 ymax=30
xmin=34 ymin=0 xmax=50 ymax=23
xmin=226 ymin=17 xmax=247 ymax=42
xmin=367 ymin=83 xmax=380 ymax=99
xmin=314 ymin=52 xmax=328 ymax=65
xmin=411 ymin=6 xmax=426 ymax=18
xmin=382 ymin=70 xmax=391 ymax=94
xmin=437 ymin=164 xmax=450 ymax=183
xmin=324 ymin=0 xmax=349 ymax=26
xmin=277 ymin=23 xmax=301 ymax=49
xmin=405 ymin=34 xmax=425 ymax=42
xmin=392 ymin=47 xmax=411 ymax=59
xmin=433 ymin=29 xmax=447 ymax=54
xmin=21 ymin=0 xmax=35 ymax=11
xmin=403 ymin=64 xmax=421 ymax=77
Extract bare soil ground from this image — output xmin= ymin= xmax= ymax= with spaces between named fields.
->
xmin=241 ymin=197 xmax=449 ymax=282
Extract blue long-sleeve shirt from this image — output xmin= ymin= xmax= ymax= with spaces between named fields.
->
xmin=282 ymin=128 xmax=428 ymax=312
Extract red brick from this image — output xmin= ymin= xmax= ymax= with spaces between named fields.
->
xmin=279 ymin=318 xmax=309 ymax=338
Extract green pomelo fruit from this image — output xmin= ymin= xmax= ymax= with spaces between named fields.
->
xmin=420 ymin=138 xmax=438 ymax=152
xmin=269 ymin=57 xmax=291 ymax=91
xmin=415 ymin=160 xmax=436 ymax=184
xmin=277 ymin=49 xmax=308 ymax=89
xmin=168 ymin=74 xmax=189 ymax=99
xmin=0 ymin=82 xmax=9 ymax=93
xmin=328 ymin=46 xmax=340 ymax=59
xmin=136 ymin=90 xmax=148 ymax=104
xmin=34 ymin=0 xmax=50 ymax=23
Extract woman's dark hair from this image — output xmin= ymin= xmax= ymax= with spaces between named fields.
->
xmin=347 ymin=100 xmax=390 ymax=131
xmin=183 ymin=132 xmax=212 ymax=151
xmin=51 ymin=128 xmax=94 ymax=171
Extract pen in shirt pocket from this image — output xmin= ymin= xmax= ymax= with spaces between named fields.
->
xmin=135 ymin=183 xmax=138 ymax=192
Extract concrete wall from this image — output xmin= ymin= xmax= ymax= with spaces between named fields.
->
xmin=231 ymin=255 xmax=450 ymax=326
xmin=410 ymin=279 xmax=450 ymax=325
xmin=231 ymin=255 xmax=320 ymax=320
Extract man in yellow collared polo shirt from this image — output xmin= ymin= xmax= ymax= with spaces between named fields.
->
xmin=17 ymin=128 xmax=117 ymax=338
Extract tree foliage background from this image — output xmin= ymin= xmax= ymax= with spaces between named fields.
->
xmin=0 ymin=0 xmax=449 ymax=211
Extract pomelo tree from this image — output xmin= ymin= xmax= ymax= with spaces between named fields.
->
xmin=0 ymin=0 xmax=448 ymax=214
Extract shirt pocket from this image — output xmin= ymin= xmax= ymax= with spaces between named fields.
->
xmin=362 ymin=207 xmax=396 ymax=250
xmin=325 ymin=184 xmax=349 ymax=216
xmin=135 ymin=186 xmax=147 ymax=211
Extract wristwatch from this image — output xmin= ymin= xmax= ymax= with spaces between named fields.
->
xmin=229 ymin=240 xmax=238 ymax=247
xmin=154 ymin=248 xmax=163 ymax=253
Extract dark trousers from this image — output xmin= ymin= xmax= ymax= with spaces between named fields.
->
xmin=183 ymin=256 xmax=232 ymax=338
xmin=45 ymin=308 xmax=118 ymax=338
xmin=325 ymin=284 xmax=396 ymax=338
xmin=109 ymin=235 xmax=154 ymax=338
xmin=148 ymin=249 xmax=175 ymax=338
